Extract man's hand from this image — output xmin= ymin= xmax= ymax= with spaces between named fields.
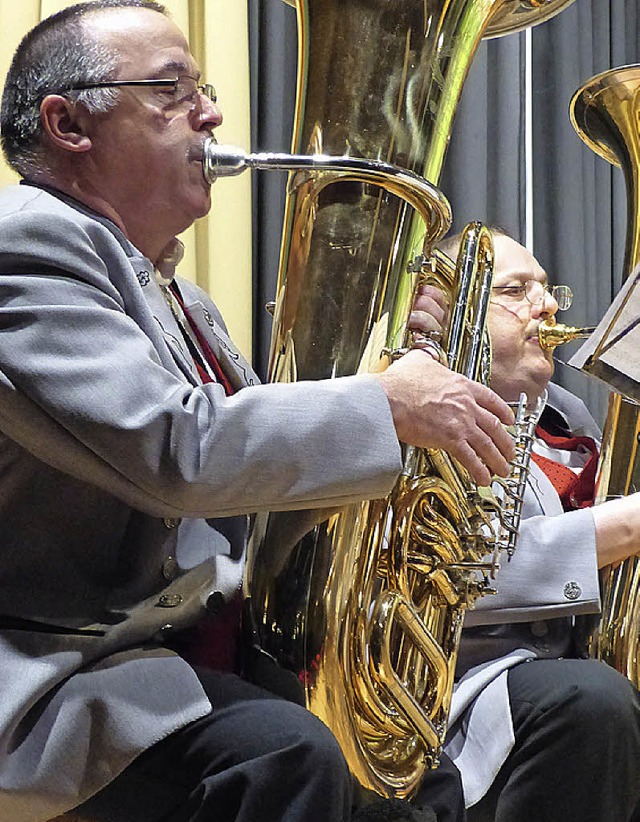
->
xmin=375 ymin=349 xmax=515 ymax=487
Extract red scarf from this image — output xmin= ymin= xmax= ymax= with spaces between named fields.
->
xmin=532 ymin=425 xmax=599 ymax=511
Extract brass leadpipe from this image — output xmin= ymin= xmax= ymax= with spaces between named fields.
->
xmin=203 ymin=141 xmax=452 ymax=248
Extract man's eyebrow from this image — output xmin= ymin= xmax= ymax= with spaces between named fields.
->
xmin=149 ymin=60 xmax=199 ymax=78
xmin=493 ymin=274 xmax=550 ymax=289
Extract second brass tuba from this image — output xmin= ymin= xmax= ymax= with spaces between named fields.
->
xmin=570 ymin=65 xmax=640 ymax=687
xmin=233 ymin=0 xmax=576 ymax=800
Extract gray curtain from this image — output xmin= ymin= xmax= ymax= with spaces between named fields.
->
xmin=249 ymin=0 xmax=638 ymax=427
xmin=530 ymin=0 xmax=639 ymax=425
xmin=249 ymin=0 xmax=297 ymax=378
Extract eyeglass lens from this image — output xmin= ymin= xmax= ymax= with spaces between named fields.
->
xmin=492 ymin=282 xmax=573 ymax=311
xmin=525 ymin=280 xmax=573 ymax=311
xmin=527 ymin=282 xmax=573 ymax=310
xmin=177 ymin=77 xmax=216 ymax=103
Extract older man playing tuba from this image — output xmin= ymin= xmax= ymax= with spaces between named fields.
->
xmin=0 ymin=2 xmax=519 ymax=820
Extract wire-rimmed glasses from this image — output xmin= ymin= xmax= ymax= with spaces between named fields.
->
xmin=491 ymin=281 xmax=573 ymax=311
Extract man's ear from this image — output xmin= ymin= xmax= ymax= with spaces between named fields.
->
xmin=40 ymin=95 xmax=92 ymax=153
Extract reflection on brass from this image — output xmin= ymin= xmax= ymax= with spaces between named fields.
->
xmin=538 ymin=318 xmax=597 ymax=350
xmin=233 ymin=0 xmax=576 ymax=799
xmin=570 ymin=65 xmax=640 ymax=687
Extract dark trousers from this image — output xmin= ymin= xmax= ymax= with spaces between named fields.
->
xmin=468 ymin=658 xmax=640 ymax=822
xmin=413 ymin=752 xmax=466 ymax=822
xmin=75 ymin=665 xmax=465 ymax=822
xmin=76 ymin=668 xmax=353 ymax=822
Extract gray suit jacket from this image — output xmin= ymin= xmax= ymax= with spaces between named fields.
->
xmin=0 ymin=183 xmax=403 ymax=820
xmin=460 ymin=382 xmax=602 ymax=650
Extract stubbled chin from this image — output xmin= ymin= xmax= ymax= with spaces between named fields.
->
xmin=490 ymin=362 xmax=553 ymax=406
xmin=192 ymin=187 xmax=212 ymax=219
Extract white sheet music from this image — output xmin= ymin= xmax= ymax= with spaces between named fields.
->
xmin=569 ymin=264 xmax=640 ymax=404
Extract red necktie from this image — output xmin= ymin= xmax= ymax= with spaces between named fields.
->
xmin=169 ymin=282 xmax=235 ymax=396
xmin=164 ymin=283 xmax=240 ymax=671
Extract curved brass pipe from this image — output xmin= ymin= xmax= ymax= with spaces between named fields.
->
xmin=203 ymin=141 xmax=452 ymax=249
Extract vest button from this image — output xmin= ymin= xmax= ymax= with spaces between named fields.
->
xmin=206 ymin=591 xmax=226 ymax=615
xmin=161 ymin=556 xmax=179 ymax=581
xmin=157 ymin=593 xmax=183 ymax=608
xmin=530 ymin=620 xmax=549 ymax=638
xmin=163 ymin=517 xmax=182 ymax=529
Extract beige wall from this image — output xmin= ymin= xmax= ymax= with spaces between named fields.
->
xmin=0 ymin=0 xmax=253 ymax=360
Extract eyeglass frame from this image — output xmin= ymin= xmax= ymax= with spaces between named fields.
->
xmin=491 ymin=281 xmax=573 ymax=311
xmin=60 ymin=76 xmax=217 ymax=106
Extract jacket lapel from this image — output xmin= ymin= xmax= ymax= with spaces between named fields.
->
xmin=182 ymin=297 xmax=259 ymax=391
xmin=130 ymin=251 xmax=258 ymax=391
xmin=129 ymin=255 xmax=200 ymax=385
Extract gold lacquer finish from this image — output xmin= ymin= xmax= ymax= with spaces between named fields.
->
xmin=240 ymin=0 xmax=576 ymax=800
xmin=570 ymin=65 xmax=640 ymax=686
xmin=538 ymin=318 xmax=597 ymax=350
xmin=484 ymin=0 xmax=578 ymax=37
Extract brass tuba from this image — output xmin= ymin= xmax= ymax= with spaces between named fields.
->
xmin=225 ymin=0 xmax=576 ymax=800
xmin=570 ymin=65 xmax=640 ymax=687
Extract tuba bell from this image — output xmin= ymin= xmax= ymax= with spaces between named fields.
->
xmin=229 ymin=0 xmax=576 ymax=800
xmin=569 ymin=65 xmax=640 ymax=687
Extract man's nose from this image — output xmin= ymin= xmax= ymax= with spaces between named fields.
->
xmin=532 ymin=290 xmax=558 ymax=319
xmin=193 ymin=95 xmax=223 ymax=129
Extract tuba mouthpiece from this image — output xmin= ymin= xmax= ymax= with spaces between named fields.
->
xmin=203 ymin=140 xmax=252 ymax=181
xmin=538 ymin=318 xmax=597 ymax=350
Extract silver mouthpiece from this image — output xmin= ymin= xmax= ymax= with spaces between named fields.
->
xmin=203 ymin=139 xmax=253 ymax=181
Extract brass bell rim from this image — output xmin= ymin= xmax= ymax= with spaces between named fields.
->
xmin=569 ymin=63 xmax=640 ymax=169
xmin=484 ymin=0 xmax=577 ymax=40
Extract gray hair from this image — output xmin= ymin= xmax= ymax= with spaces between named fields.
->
xmin=1 ymin=0 xmax=167 ymax=177
xmin=436 ymin=225 xmax=509 ymax=261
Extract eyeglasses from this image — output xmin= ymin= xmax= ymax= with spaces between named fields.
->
xmin=491 ymin=281 xmax=573 ymax=311
xmin=64 ymin=76 xmax=217 ymax=107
